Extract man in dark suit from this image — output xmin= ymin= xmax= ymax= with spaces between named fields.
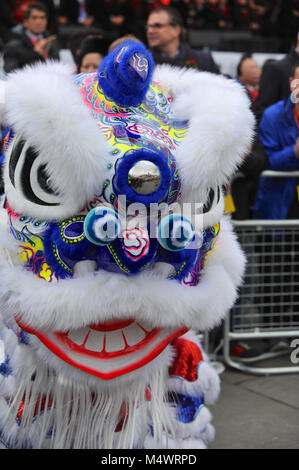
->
xmin=146 ymin=6 xmax=219 ymax=73
xmin=3 ymin=2 xmax=59 ymax=74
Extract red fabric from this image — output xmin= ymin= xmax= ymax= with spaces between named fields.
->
xmin=248 ymin=88 xmax=259 ymax=102
xmin=13 ymin=0 xmax=37 ymax=23
xmin=17 ymin=393 xmax=53 ymax=422
xmin=169 ymin=338 xmax=203 ymax=382
xmin=2 ymin=131 xmax=11 ymax=153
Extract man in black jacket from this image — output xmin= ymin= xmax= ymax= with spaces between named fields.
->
xmin=146 ymin=6 xmax=219 ymax=73
xmin=3 ymin=2 xmax=59 ymax=74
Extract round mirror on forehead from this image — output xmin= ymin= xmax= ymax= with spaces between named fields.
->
xmin=128 ymin=160 xmax=161 ymax=195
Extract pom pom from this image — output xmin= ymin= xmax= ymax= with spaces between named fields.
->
xmin=84 ymin=206 xmax=122 ymax=246
xmin=98 ymin=40 xmax=155 ymax=107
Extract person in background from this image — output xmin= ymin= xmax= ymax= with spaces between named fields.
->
xmin=231 ymin=0 xmax=261 ymax=32
xmin=248 ymin=0 xmax=271 ymax=34
xmin=57 ymin=0 xmax=94 ymax=28
xmin=186 ymin=0 xmax=207 ymax=29
xmin=253 ymin=30 xmax=299 ymax=122
xmin=218 ymin=0 xmax=233 ymax=29
xmin=202 ymin=0 xmax=231 ymax=30
xmin=231 ymin=54 xmax=266 ymax=221
xmin=280 ymin=0 xmax=299 ymax=53
xmin=12 ymin=0 xmax=57 ymax=34
xmin=254 ymin=62 xmax=299 ymax=221
xmin=236 ymin=53 xmax=261 ymax=103
xmin=0 ymin=0 xmax=16 ymax=44
xmin=253 ymin=62 xmax=299 ymax=347
xmin=76 ymin=35 xmax=109 ymax=73
xmin=146 ymin=5 xmax=219 ymax=72
xmin=85 ymin=0 xmax=135 ymax=39
xmin=3 ymin=2 xmax=59 ymax=73
xmin=108 ymin=34 xmax=141 ymax=53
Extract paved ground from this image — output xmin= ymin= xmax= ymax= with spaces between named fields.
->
xmin=209 ymin=354 xmax=299 ymax=449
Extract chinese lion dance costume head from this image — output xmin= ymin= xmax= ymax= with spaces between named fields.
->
xmin=0 ymin=41 xmax=254 ymax=449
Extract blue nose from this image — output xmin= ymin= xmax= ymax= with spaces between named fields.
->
xmin=84 ymin=206 xmax=122 ymax=246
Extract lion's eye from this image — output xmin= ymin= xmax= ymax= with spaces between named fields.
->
xmin=8 ymin=136 xmax=60 ymax=207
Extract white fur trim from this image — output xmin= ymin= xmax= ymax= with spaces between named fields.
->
xmin=154 ymin=65 xmax=255 ymax=204
xmin=3 ymin=61 xmax=112 ymax=220
xmin=0 ymin=341 xmax=174 ymax=449
xmin=0 ymin=216 xmax=244 ymax=333
xmin=0 ymin=396 xmax=20 ymax=447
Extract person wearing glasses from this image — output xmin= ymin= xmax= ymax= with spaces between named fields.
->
xmin=146 ymin=6 xmax=219 ymax=73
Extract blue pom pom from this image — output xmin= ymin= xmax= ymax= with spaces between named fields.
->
xmin=158 ymin=214 xmax=195 ymax=252
xmin=98 ymin=40 xmax=155 ymax=107
xmin=84 ymin=206 xmax=122 ymax=246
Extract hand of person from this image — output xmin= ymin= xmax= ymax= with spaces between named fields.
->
xmin=294 ymin=138 xmax=299 ymax=158
xmin=250 ymin=22 xmax=261 ymax=30
xmin=81 ymin=17 xmax=94 ymax=27
xmin=110 ymin=15 xmax=124 ymax=26
xmin=34 ymin=38 xmax=48 ymax=55
xmin=58 ymin=16 xmax=68 ymax=24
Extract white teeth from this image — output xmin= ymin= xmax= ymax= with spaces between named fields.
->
xmin=105 ymin=329 xmax=125 ymax=352
xmin=150 ymin=262 xmax=176 ymax=278
xmin=84 ymin=329 xmax=104 ymax=352
xmin=68 ymin=328 xmax=89 ymax=345
xmin=123 ymin=322 xmax=146 ymax=346
xmin=66 ymin=322 xmax=150 ymax=353
xmin=73 ymin=260 xmax=97 ymax=278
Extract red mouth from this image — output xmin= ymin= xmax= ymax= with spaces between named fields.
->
xmin=17 ymin=317 xmax=188 ymax=380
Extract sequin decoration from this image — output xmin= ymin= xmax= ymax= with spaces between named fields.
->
xmin=168 ymin=392 xmax=205 ymax=424
xmin=0 ymin=356 xmax=12 ymax=378
xmin=169 ymin=337 xmax=204 ymax=382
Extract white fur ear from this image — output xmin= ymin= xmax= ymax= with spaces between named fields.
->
xmin=154 ymin=65 xmax=255 ymax=203
xmin=0 ymin=80 xmax=7 ymax=126
xmin=3 ymin=61 xmax=111 ymax=220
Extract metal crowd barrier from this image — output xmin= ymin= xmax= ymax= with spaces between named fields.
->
xmin=223 ymin=171 xmax=299 ymax=374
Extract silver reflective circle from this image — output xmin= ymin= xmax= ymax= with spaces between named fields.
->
xmin=128 ymin=160 xmax=161 ymax=195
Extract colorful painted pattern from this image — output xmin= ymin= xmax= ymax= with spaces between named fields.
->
xmin=8 ymin=197 xmax=219 ymax=287
xmin=7 ymin=205 xmax=56 ymax=283
xmin=74 ymin=73 xmax=186 ymax=209
xmin=183 ymin=224 xmax=220 ymax=286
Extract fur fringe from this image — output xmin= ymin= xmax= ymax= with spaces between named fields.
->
xmin=1 ymin=348 xmax=175 ymax=449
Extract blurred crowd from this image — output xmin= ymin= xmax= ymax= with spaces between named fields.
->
xmin=0 ymin=1 xmax=298 ymax=54
xmin=0 ymin=0 xmax=299 ymax=223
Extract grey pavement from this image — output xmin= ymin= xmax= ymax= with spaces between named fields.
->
xmin=209 ymin=355 xmax=299 ymax=449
